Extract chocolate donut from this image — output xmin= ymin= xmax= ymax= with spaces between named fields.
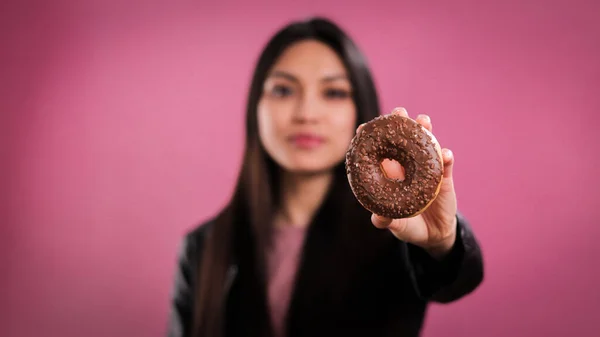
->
xmin=345 ymin=114 xmax=444 ymax=219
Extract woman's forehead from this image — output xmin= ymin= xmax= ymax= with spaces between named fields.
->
xmin=269 ymin=40 xmax=348 ymax=83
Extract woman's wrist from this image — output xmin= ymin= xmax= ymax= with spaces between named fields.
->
xmin=424 ymin=216 xmax=458 ymax=260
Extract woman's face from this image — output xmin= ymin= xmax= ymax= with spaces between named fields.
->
xmin=257 ymin=39 xmax=357 ymax=174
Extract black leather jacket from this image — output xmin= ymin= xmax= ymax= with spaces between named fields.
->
xmin=167 ymin=212 xmax=484 ymax=337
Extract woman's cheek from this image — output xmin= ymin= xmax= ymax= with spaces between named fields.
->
xmin=331 ymin=106 xmax=357 ymax=139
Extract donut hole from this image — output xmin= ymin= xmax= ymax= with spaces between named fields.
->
xmin=380 ymin=158 xmax=405 ymax=181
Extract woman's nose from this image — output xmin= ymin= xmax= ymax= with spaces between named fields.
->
xmin=292 ymin=94 xmax=322 ymax=124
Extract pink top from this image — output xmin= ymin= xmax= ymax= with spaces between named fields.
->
xmin=266 ymin=226 xmax=308 ymax=337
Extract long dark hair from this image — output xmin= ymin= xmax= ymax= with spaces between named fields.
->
xmin=194 ymin=17 xmax=381 ymax=337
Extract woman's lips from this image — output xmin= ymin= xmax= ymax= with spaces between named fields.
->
xmin=288 ymin=133 xmax=325 ymax=149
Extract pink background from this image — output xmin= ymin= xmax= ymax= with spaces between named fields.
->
xmin=2 ymin=0 xmax=599 ymax=336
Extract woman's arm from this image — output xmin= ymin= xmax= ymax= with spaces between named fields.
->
xmin=365 ymin=108 xmax=484 ymax=302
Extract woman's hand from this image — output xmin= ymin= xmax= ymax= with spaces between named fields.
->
xmin=362 ymin=107 xmax=459 ymax=260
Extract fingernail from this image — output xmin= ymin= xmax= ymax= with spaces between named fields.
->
xmin=391 ymin=107 xmax=406 ymax=115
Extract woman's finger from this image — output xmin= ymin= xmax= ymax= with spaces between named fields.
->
xmin=371 ymin=213 xmax=393 ymax=229
xmin=380 ymin=159 xmax=405 ymax=180
xmin=387 ymin=218 xmax=422 ymax=243
xmin=356 ymin=122 xmax=366 ymax=134
xmin=416 ymin=114 xmax=432 ymax=132
xmin=442 ymin=148 xmax=454 ymax=179
xmin=391 ymin=107 xmax=409 ymax=118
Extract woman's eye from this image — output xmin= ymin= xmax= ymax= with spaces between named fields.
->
xmin=325 ymin=89 xmax=351 ymax=99
xmin=271 ymin=85 xmax=293 ymax=97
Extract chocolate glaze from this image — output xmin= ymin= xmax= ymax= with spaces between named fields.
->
xmin=345 ymin=114 xmax=443 ymax=219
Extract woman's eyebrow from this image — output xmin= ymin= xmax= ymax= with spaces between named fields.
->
xmin=268 ymin=70 xmax=299 ymax=83
xmin=268 ymin=71 xmax=348 ymax=83
xmin=321 ymin=74 xmax=348 ymax=82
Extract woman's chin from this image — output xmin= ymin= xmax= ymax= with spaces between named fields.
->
xmin=280 ymin=161 xmax=337 ymax=176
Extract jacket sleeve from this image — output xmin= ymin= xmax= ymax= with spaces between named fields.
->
xmin=167 ymin=233 xmax=198 ymax=337
xmin=403 ymin=212 xmax=484 ymax=303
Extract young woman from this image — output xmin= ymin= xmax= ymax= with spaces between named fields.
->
xmin=167 ymin=17 xmax=484 ymax=337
